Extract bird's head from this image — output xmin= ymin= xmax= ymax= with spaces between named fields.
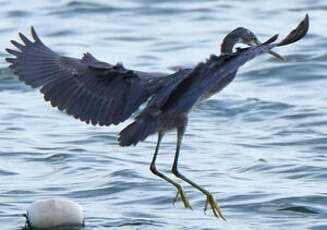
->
xmin=221 ymin=27 xmax=284 ymax=60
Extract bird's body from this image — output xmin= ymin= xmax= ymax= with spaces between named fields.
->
xmin=6 ymin=15 xmax=309 ymax=219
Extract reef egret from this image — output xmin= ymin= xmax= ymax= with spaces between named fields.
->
xmin=6 ymin=15 xmax=308 ymax=220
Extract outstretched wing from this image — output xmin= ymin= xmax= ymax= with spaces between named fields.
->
xmin=151 ymin=14 xmax=310 ymax=117
xmin=277 ymin=14 xmax=309 ymax=47
xmin=6 ymin=27 xmax=168 ymax=126
xmin=119 ymin=14 xmax=309 ymax=146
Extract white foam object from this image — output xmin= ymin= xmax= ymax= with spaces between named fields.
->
xmin=26 ymin=199 xmax=84 ymax=228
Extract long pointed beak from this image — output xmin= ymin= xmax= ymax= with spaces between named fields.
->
xmin=251 ymin=39 xmax=285 ymax=61
xmin=267 ymin=50 xmax=285 ymax=61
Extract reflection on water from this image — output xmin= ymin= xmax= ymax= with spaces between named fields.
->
xmin=1 ymin=1 xmax=327 ymax=230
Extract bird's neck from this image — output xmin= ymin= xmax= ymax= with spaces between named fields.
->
xmin=220 ymin=33 xmax=240 ymax=55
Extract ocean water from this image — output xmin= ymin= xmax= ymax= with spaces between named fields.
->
xmin=0 ymin=0 xmax=327 ymax=229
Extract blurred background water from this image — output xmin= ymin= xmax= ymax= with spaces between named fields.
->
xmin=0 ymin=0 xmax=327 ymax=229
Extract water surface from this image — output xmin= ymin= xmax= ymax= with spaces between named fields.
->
xmin=1 ymin=1 xmax=327 ymax=229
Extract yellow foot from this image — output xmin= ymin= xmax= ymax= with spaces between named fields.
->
xmin=204 ymin=194 xmax=226 ymax=220
xmin=172 ymin=187 xmax=192 ymax=210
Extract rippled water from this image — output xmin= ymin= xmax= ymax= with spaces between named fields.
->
xmin=1 ymin=1 xmax=327 ymax=229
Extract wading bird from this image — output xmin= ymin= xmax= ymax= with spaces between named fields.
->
xmin=6 ymin=15 xmax=308 ymax=220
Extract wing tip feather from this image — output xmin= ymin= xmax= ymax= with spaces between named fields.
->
xmin=31 ymin=26 xmax=41 ymax=43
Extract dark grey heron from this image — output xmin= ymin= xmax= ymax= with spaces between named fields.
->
xmin=6 ymin=15 xmax=308 ymax=220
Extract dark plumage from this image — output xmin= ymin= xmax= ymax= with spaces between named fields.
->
xmin=6 ymin=14 xmax=309 ymax=219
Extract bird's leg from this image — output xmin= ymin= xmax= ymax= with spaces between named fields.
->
xmin=171 ymin=123 xmax=226 ymax=220
xmin=150 ymin=131 xmax=192 ymax=210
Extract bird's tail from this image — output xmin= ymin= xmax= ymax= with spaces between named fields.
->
xmin=118 ymin=114 xmax=160 ymax=146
